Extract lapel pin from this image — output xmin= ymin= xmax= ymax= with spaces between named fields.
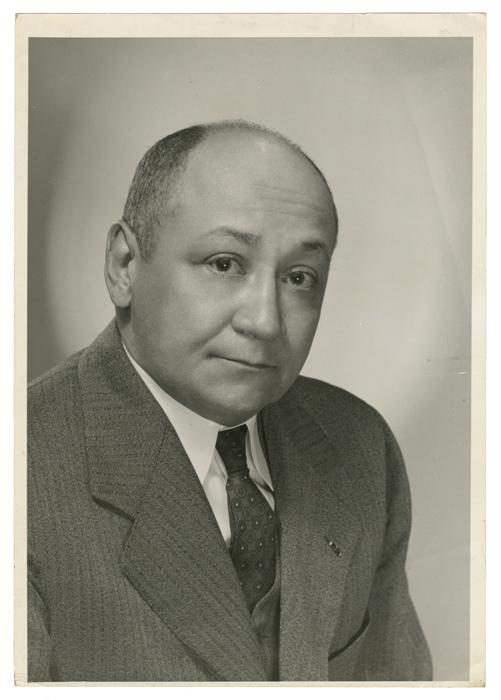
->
xmin=324 ymin=535 xmax=341 ymax=557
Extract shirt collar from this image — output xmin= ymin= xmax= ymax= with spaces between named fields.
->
xmin=122 ymin=343 xmax=271 ymax=488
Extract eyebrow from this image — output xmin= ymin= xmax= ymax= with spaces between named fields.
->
xmin=206 ymin=227 xmax=260 ymax=246
xmin=301 ymin=240 xmax=332 ymax=263
xmin=205 ymin=226 xmax=332 ymax=263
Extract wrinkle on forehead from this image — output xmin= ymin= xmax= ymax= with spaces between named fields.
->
xmin=175 ymin=129 xmax=337 ymax=234
xmin=251 ymin=181 xmax=334 ymax=217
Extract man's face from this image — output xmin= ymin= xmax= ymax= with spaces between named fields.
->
xmin=126 ymin=131 xmax=337 ymax=426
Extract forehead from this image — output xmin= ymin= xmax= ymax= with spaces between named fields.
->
xmin=175 ymin=131 xmax=336 ymax=237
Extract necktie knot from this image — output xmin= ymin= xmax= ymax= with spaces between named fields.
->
xmin=216 ymin=425 xmax=248 ymax=475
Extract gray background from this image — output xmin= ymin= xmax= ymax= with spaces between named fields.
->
xmin=28 ymin=38 xmax=472 ymax=681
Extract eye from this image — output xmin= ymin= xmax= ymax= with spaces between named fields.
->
xmin=283 ymin=269 xmax=317 ymax=289
xmin=207 ymin=255 xmax=245 ymax=275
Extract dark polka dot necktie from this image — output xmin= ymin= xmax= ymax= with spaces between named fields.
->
xmin=216 ymin=424 xmax=277 ymax=612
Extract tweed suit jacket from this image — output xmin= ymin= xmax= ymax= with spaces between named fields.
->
xmin=27 ymin=320 xmax=432 ymax=682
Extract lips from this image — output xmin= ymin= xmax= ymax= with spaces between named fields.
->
xmin=214 ymin=355 xmax=277 ymax=370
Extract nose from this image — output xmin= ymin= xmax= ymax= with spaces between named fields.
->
xmin=231 ymin=276 xmax=285 ymax=340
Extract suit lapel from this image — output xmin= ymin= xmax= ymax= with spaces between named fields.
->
xmin=79 ymin=322 xmax=266 ymax=681
xmin=261 ymin=386 xmax=363 ymax=681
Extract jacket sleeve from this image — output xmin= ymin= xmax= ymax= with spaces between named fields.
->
xmin=352 ymin=417 xmax=433 ymax=680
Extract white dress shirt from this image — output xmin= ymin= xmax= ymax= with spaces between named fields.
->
xmin=123 ymin=345 xmax=275 ymax=546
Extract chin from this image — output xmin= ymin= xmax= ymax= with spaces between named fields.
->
xmin=204 ymin=402 xmax=264 ymax=427
xmin=202 ymin=386 xmax=284 ymax=426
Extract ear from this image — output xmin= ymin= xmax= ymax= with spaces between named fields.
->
xmin=104 ymin=220 xmax=140 ymax=308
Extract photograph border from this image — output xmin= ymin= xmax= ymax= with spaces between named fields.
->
xmin=14 ymin=12 xmax=487 ymax=688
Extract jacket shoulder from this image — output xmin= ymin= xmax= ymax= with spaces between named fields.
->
xmin=293 ymin=375 xmax=386 ymax=434
xmin=294 ymin=374 xmax=368 ymax=406
xmin=28 ymin=319 xmax=119 ymax=415
xmin=291 ymin=376 xmax=408 ymax=499
xmin=28 ymin=350 xmax=85 ymax=417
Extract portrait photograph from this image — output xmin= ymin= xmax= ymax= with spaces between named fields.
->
xmin=14 ymin=12 xmax=486 ymax=687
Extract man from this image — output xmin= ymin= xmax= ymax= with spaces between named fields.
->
xmin=28 ymin=121 xmax=432 ymax=682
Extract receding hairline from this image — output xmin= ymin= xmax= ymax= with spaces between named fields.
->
xmin=122 ymin=119 xmax=338 ymax=259
xmin=184 ymin=119 xmax=305 ymax=153
xmin=166 ymin=122 xmax=338 ymax=229
xmin=183 ymin=121 xmax=334 ymax=196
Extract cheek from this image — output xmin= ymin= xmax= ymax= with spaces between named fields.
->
xmin=284 ymin=299 xmax=322 ymax=348
xmin=135 ymin=283 xmax=230 ymax=355
xmin=279 ymin=322 xmax=319 ymax=386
